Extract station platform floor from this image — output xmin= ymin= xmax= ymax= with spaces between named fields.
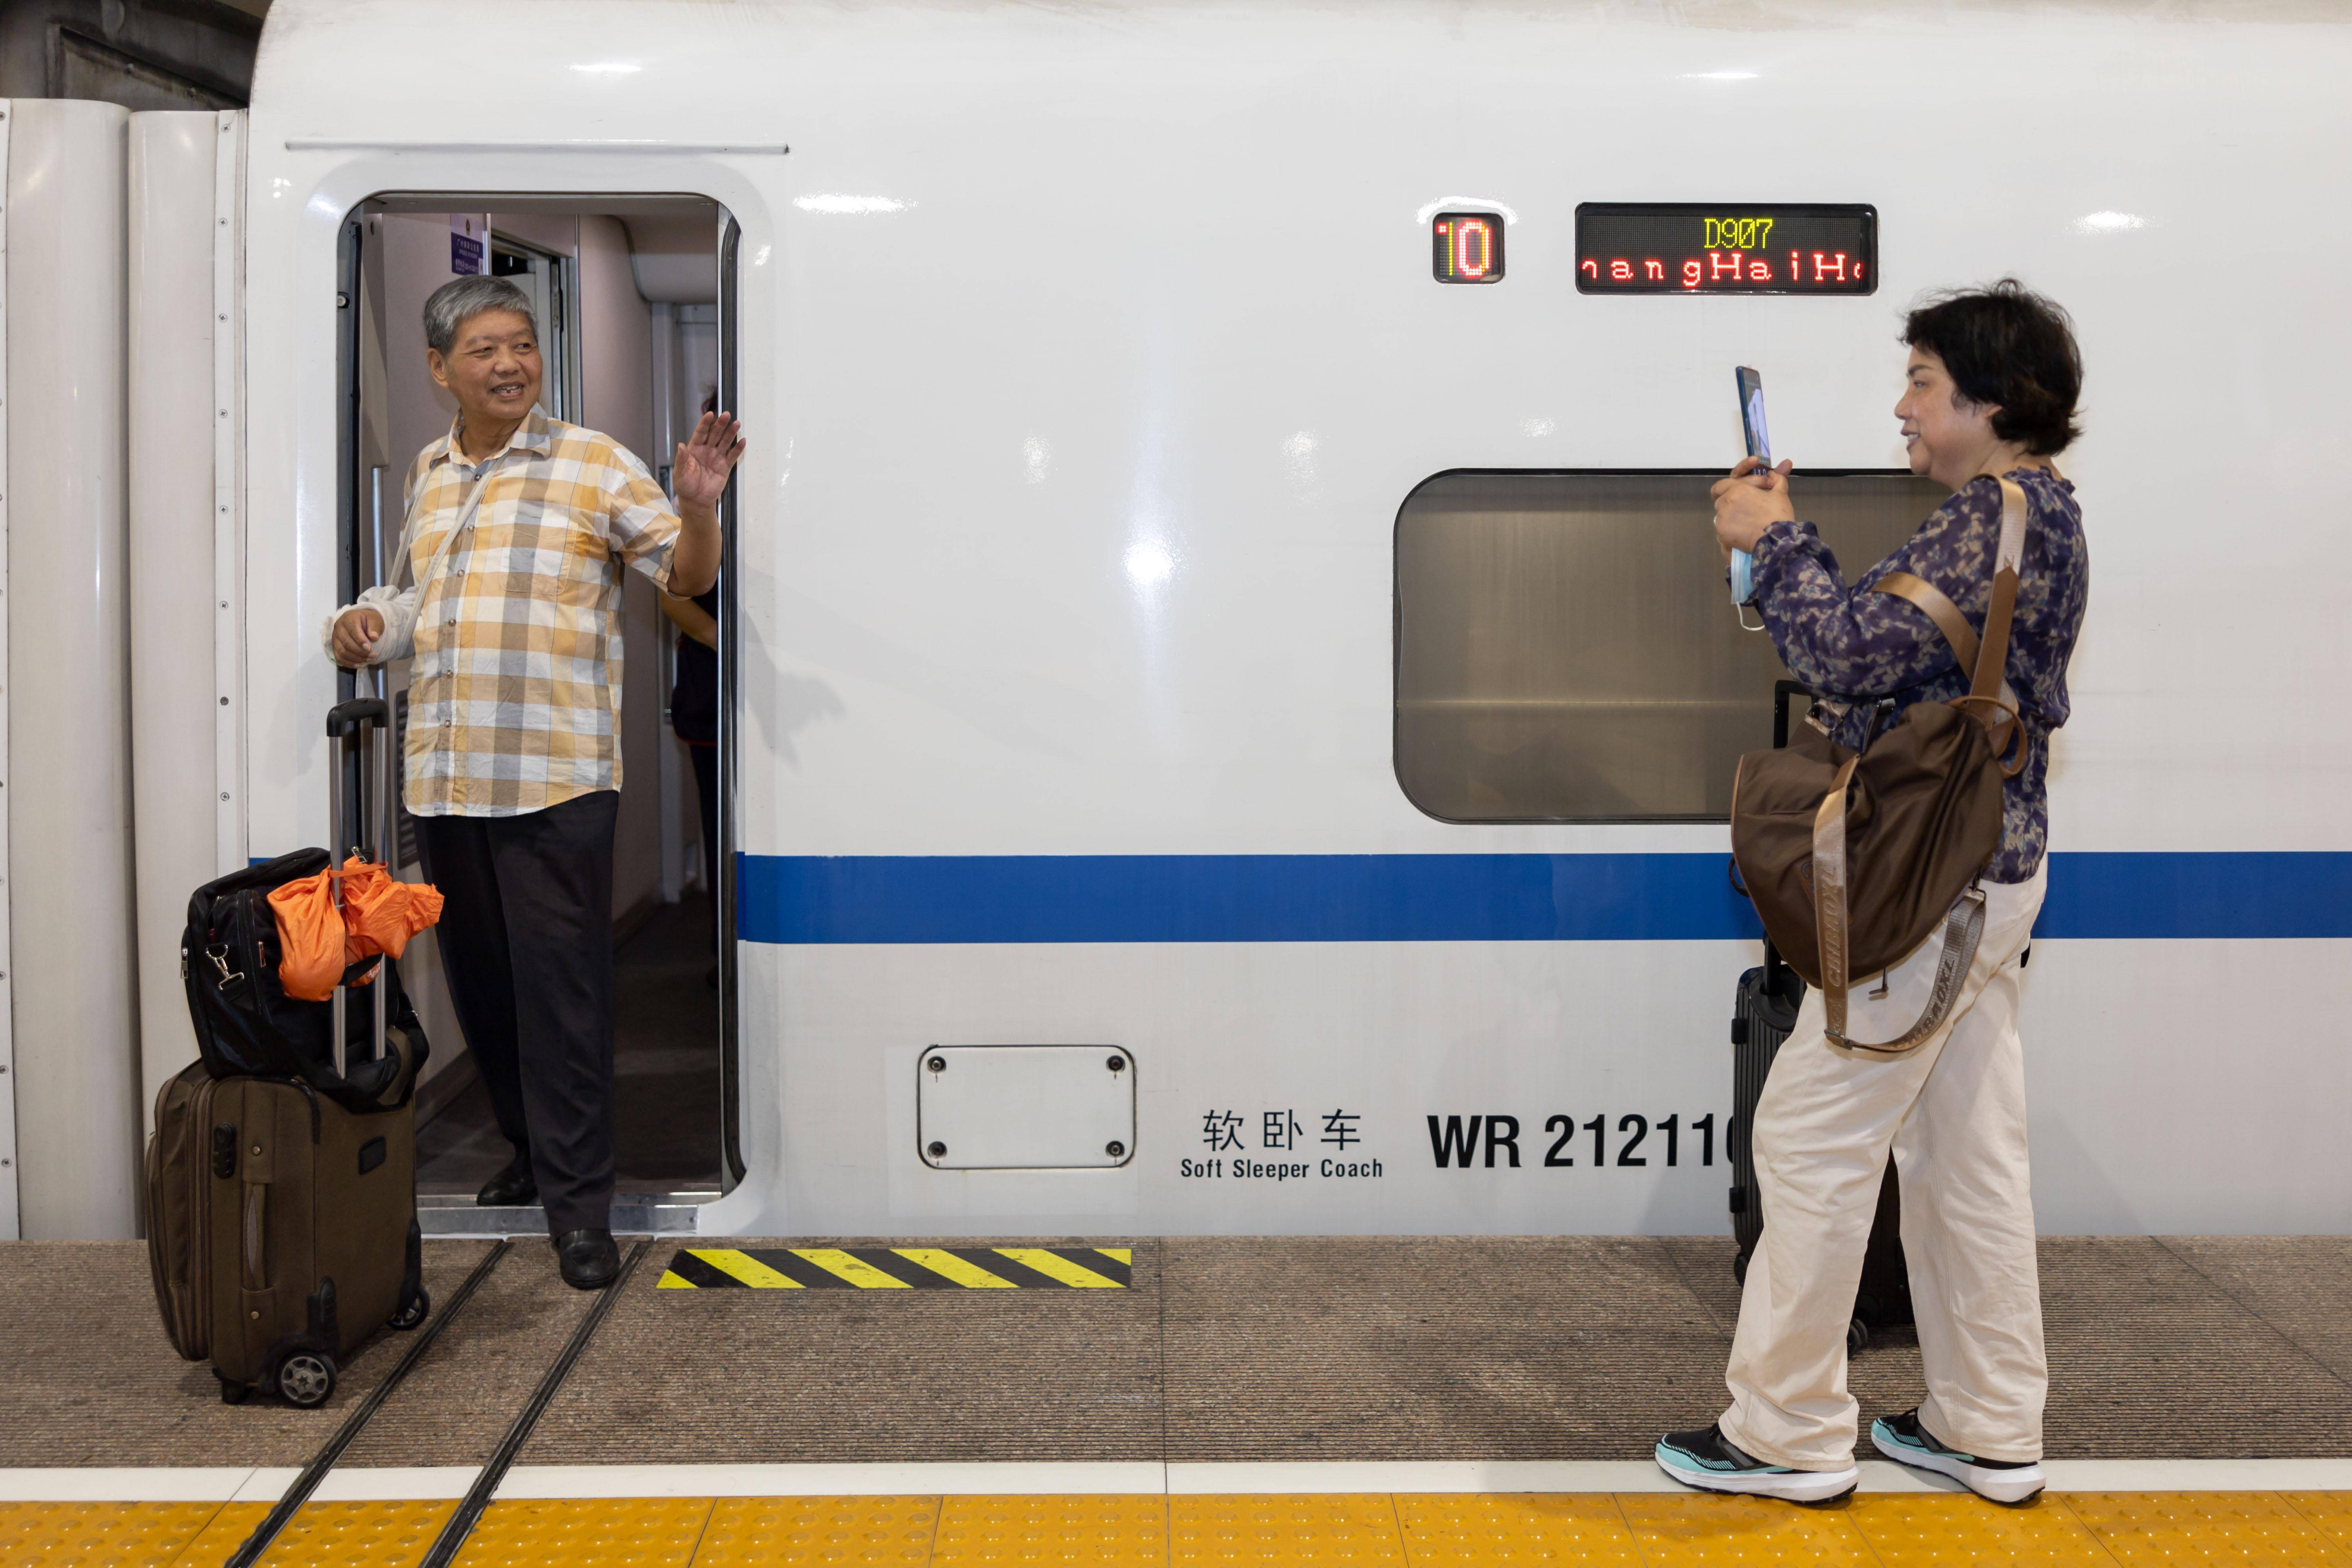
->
xmin=2 ymin=1232 xmax=2348 ymax=1565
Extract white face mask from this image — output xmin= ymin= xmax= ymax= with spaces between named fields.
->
xmin=1729 ymin=547 xmax=1757 ymax=605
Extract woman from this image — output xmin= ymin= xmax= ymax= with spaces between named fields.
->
xmin=1655 ymin=281 xmax=2089 ymax=1504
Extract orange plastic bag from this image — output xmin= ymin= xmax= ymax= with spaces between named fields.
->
xmin=267 ymin=858 xmax=444 ymax=1003
xmin=337 ymin=858 xmax=445 ymax=964
xmin=266 ymin=869 xmax=347 ymax=1004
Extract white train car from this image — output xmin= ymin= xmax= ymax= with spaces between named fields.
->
xmin=4 ymin=0 xmax=2347 ymax=1240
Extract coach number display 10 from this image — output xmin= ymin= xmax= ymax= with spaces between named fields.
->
xmin=1574 ymin=202 xmax=1877 ymax=294
xmin=1431 ymin=212 xmax=1505 ymax=284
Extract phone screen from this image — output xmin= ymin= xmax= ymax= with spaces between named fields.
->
xmin=1728 ymin=367 xmax=1769 ymax=612
xmin=1735 ymin=366 xmax=1771 ymax=466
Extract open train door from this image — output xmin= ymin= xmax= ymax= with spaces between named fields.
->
xmin=318 ymin=190 xmax=743 ymax=1227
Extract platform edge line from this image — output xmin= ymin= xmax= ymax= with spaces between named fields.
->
xmin=16 ymin=1456 xmax=2352 ymax=1503
xmin=492 ymin=1462 xmax=1169 ymax=1498
xmin=0 ymin=1467 xmax=261 ymax=1503
xmin=309 ymin=1467 xmax=484 ymax=1502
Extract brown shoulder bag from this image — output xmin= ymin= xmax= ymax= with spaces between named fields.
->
xmin=1728 ymin=477 xmax=2030 ymax=1053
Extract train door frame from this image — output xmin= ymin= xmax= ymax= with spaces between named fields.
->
xmin=333 ymin=191 xmax=746 ymax=1195
xmin=715 ymin=212 xmax=745 ymax=1188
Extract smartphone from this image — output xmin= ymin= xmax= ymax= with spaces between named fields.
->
xmin=1735 ymin=365 xmax=1771 ymax=467
xmin=1729 ymin=366 xmax=1769 ymax=605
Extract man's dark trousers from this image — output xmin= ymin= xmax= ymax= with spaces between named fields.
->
xmin=417 ymin=789 xmax=619 ymax=1235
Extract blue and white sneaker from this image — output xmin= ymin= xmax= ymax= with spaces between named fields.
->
xmin=1655 ymin=1423 xmax=1860 ymax=1503
xmin=1871 ymin=1409 xmax=2045 ymax=1503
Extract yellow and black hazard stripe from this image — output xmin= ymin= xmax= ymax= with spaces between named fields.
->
xmin=657 ymin=1246 xmax=1133 ymax=1290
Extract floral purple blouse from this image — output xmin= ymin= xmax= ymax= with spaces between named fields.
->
xmin=1748 ymin=468 xmax=2088 ymax=883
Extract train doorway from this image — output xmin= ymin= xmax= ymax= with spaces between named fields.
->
xmin=336 ymin=194 xmax=740 ymax=1227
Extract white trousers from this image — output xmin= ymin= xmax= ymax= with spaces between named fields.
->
xmin=1719 ymin=863 xmax=2048 ymax=1470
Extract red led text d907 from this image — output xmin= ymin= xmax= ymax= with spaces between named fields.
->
xmin=1432 ymin=213 xmax=1505 ymax=284
xmin=1573 ymin=203 xmax=1876 ymax=296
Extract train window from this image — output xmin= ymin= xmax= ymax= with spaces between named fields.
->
xmin=1394 ymin=470 xmax=1945 ymax=822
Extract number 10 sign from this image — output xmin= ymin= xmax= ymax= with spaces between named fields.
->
xmin=1431 ymin=212 xmax=1505 ymax=284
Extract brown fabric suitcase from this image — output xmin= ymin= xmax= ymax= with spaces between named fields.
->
xmin=146 ymin=1050 xmax=427 ymax=1405
xmin=146 ymin=693 xmax=430 ymax=1406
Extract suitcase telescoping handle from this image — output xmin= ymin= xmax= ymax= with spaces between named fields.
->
xmin=1771 ymin=679 xmax=1811 ymax=751
xmin=325 ymin=682 xmax=396 ymax=1078
xmin=1762 ymin=681 xmax=1813 ymax=991
xmin=327 ymin=696 xmax=388 ymax=739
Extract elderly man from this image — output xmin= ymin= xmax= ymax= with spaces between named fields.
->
xmin=329 ymin=274 xmax=741 ymax=1289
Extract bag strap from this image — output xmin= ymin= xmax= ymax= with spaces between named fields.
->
xmin=1813 ymin=477 xmax=2026 ymax=1052
xmin=1869 ymin=476 xmax=2029 ymax=771
xmin=1971 ymin=477 xmax=2028 ymax=706
xmin=1871 ymin=572 xmax=1979 ymax=673
xmin=393 ymin=457 xmax=499 ymax=602
xmin=1810 ymin=753 xmax=1989 ymax=1053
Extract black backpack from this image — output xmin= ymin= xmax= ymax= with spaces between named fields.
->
xmin=180 ymin=850 xmax=430 ymax=1110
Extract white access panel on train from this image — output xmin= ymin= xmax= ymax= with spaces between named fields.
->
xmin=915 ymin=1046 xmax=1136 ymax=1171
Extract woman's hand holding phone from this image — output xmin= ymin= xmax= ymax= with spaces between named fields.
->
xmin=1712 ymin=456 xmax=1796 ymax=557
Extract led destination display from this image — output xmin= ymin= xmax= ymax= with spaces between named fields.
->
xmin=1575 ymin=203 xmax=1876 ymax=294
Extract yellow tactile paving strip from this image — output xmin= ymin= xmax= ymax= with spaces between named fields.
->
xmin=0 ymin=1500 xmax=231 ymax=1566
xmin=455 ymin=1496 xmax=716 ymax=1566
xmin=1174 ymin=1495 xmax=1407 ymax=1567
xmin=9 ymin=1490 xmax=2352 ymax=1567
xmin=174 ymin=1500 xmax=456 ymax=1567
xmin=2064 ymin=1491 xmax=2348 ymax=1566
xmin=694 ymin=1495 xmax=937 ymax=1567
xmin=939 ymin=1495 xmax=1167 ymax=1568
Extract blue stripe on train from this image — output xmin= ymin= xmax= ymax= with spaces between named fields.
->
xmin=734 ymin=851 xmax=2352 ymax=944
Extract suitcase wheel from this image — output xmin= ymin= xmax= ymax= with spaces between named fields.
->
xmin=217 ymin=1376 xmax=250 ymax=1406
xmin=1847 ymin=1318 xmax=1869 ymax=1355
xmin=388 ymin=1290 xmax=430 ymax=1332
xmin=275 ymin=1351 xmax=337 ymax=1409
xmin=1731 ymin=1250 xmax=1749 ymax=1286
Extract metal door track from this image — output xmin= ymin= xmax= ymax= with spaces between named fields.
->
xmin=417 ymin=1192 xmax=711 ymax=1237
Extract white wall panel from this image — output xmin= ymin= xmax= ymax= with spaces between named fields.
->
xmin=128 ymin=111 xmax=222 ymax=1131
xmin=7 ymin=99 xmax=139 ymax=1239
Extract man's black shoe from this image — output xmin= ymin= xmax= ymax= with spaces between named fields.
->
xmin=554 ymin=1228 xmax=621 ymax=1290
xmin=475 ymin=1155 xmax=537 ymax=1207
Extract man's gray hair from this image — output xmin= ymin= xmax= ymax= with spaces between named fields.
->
xmin=422 ymin=275 xmax=538 ymax=354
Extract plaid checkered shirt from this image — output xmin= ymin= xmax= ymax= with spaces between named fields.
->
xmin=327 ymin=408 xmax=679 ymax=817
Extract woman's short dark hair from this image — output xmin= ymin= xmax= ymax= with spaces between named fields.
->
xmin=1902 ymin=279 xmax=2082 ymax=456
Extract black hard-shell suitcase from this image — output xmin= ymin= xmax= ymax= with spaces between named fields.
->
xmin=147 ymin=694 xmax=433 ymax=1405
xmin=1727 ymin=682 xmax=1913 ymax=1351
